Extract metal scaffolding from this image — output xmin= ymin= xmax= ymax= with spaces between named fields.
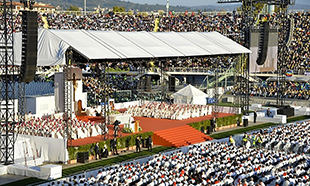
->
xmin=101 ymin=62 xmax=110 ymax=140
xmin=64 ymin=49 xmax=73 ymax=148
xmin=277 ymin=11 xmax=292 ymax=107
xmin=212 ymin=58 xmax=220 ymax=119
xmin=0 ymin=0 xmax=16 ymax=165
xmin=218 ymin=0 xmax=295 ymax=114
xmin=18 ymin=82 xmax=26 ymax=123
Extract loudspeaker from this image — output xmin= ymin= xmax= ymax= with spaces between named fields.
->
xmin=200 ymin=126 xmax=205 ymax=133
xmin=277 ymin=106 xmax=294 ymax=117
xmin=243 ymin=118 xmax=248 ymax=127
xmin=20 ymin=11 xmax=38 ymax=83
xmin=285 ymin=18 xmax=294 ymax=47
xmin=145 ymin=76 xmax=151 ymax=92
xmin=77 ymin=152 xmax=89 ymax=163
xmin=256 ymin=21 xmax=269 ymax=66
xmin=169 ymin=76 xmax=176 ymax=92
xmin=206 ymin=126 xmax=212 ymax=134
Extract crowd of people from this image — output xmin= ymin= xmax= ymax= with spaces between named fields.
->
xmin=45 ymin=120 xmax=310 ymax=186
xmin=248 ymin=80 xmax=310 ymax=100
xmin=83 ymin=74 xmax=139 ymax=106
xmin=241 ymin=121 xmax=310 ymax=155
xmin=12 ymin=116 xmax=108 ymax=140
xmin=1 ymin=10 xmax=309 ymax=72
xmin=125 ymin=102 xmax=210 ymax=120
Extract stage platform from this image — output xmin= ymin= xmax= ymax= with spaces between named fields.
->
xmin=72 ymin=113 xmax=233 ymax=147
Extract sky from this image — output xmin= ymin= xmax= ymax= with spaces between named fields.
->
xmin=122 ymin=0 xmax=310 ymax=7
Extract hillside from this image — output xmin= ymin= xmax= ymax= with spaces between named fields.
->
xmin=21 ymin=0 xmax=190 ymax=12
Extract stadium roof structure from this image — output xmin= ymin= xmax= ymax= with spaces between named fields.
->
xmin=12 ymin=29 xmax=251 ymax=66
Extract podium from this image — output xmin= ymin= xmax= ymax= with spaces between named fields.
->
xmin=40 ymin=164 xmax=62 ymax=180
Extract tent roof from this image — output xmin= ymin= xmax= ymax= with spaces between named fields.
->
xmin=10 ymin=29 xmax=251 ymax=66
xmin=173 ymin=84 xmax=208 ymax=97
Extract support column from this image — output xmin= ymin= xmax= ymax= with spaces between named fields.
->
xmin=0 ymin=0 xmax=16 ymax=165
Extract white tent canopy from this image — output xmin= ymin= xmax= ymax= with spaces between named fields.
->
xmin=10 ymin=29 xmax=251 ymax=66
xmin=173 ymin=84 xmax=208 ymax=105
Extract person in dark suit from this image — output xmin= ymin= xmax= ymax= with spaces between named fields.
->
xmin=210 ymin=117 xmax=214 ymax=133
xmin=101 ymin=145 xmax=108 ymax=158
xmin=210 ymin=117 xmax=217 ymax=132
xmin=254 ymin=110 xmax=257 ymax=123
xmin=94 ymin=142 xmax=100 ymax=160
xmin=147 ymin=136 xmax=153 ymax=151
xmin=267 ymin=108 xmax=271 ymax=117
xmin=135 ymin=136 xmax=141 ymax=153
xmin=111 ymin=138 xmax=118 ymax=155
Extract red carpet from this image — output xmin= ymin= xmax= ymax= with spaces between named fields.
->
xmin=71 ymin=113 xmax=233 ymax=147
xmin=153 ymin=125 xmax=213 ymax=147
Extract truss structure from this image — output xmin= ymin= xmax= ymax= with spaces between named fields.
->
xmin=212 ymin=58 xmax=220 ymax=119
xmin=64 ymin=49 xmax=73 ymax=148
xmin=218 ymin=0 xmax=295 ymax=113
xmin=0 ymin=0 xmax=16 ymax=165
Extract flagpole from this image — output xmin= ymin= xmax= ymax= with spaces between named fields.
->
xmin=84 ymin=0 xmax=86 ymax=15
xmin=166 ymin=0 xmax=169 ymax=17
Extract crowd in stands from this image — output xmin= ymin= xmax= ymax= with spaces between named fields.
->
xmin=248 ymin=80 xmax=310 ymax=100
xmin=46 ymin=120 xmax=310 ymax=186
xmin=125 ymin=102 xmax=210 ymax=120
xmin=12 ymin=116 xmax=107 ymax=140
xmin=83 ymin=74 xmax=139 ymax=105
xmin=1 ymin=10 xmax=309 ymax=72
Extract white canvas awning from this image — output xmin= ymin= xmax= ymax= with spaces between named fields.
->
xmin=8 ymin=29 xmax=251 ymax=66
xmin=173 ymin=84 xmax=208 ymax=105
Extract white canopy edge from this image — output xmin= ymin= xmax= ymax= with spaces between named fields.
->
xmin=3 ymin=29 xmax=252 ymax=66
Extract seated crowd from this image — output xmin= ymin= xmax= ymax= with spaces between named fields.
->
xmin=49 ymin=120 xmax=310 ymax=186
xmin=12 ymin=117 xmax=107 ymax=140
xmin=125 ymin=102 xmax=210 ymax=120
xmin=243 ymin=121 xmax=310 ymax=155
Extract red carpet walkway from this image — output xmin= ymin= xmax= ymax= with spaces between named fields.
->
xmin=71 ymin=113 xmax=233 ymax=147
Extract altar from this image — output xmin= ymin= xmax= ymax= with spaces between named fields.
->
xmin=54 ymin=67 xmax=87 ymax=114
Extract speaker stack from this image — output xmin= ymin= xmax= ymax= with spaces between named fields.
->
xmin=256 ymin=21 xmax=269 ymax=66
xmin=169 ymin=76 xmax=176 ymax=92
xmin=145 ymin=76 xmax=151 ymax=92
xmin=277 ymin=105 xmax=294 ymax=117
xmin=20 ymin=11 xmax=38 ymax=83
xmin=77 ymin=152 xmax=89 ymax=163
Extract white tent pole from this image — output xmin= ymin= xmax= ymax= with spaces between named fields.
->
xmin=84 ymin=0 xmax=86 ymax=15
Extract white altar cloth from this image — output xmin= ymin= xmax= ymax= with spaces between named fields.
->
xmin=40 ymin=164 xmax=62 ymax=180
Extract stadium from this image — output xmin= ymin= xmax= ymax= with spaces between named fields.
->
xmin=0 ymin=0 xmax=310 ymax=185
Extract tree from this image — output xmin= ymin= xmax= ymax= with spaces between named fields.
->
xmin=68 ymin=5 xmax=80 ymax=12
xmin=113 ymin=6 xmax=125 ymax=12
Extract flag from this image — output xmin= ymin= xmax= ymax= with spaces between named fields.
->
xmin=153 ymin=18 xmax=160 ymax=32
xmin=42 ymin=16 xmax=49 ymax=29
xmin=285 ymin=70 xmax=293 ymax=77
